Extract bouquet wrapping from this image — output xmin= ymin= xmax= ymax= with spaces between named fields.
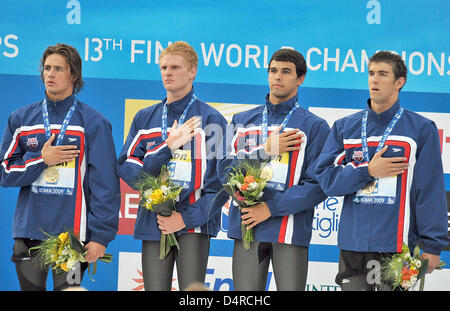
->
xmin=223 ymin=159 xmax=272 ymax=250
xmin=137 ymin=165 xmax=183 ymax=259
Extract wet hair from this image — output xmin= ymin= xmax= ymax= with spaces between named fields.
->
xmin=268 ymin=48 xmax=307 ymax=78
xmin=40 ymin=43 xmax=84 ymax=94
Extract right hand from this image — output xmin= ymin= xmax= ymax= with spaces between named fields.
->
xmin=367 ymin=145 xmax=408 ymax=178
xmin=263 ymin=126 xmax=304 ymax=156
xmin=165 ymin=116 xmax=201 ymax=150
xmin=41 ymin=134 xmax=80 ymax=166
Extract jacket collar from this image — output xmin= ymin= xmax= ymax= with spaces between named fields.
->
xmin=44 ymin=94 xmax=76 ymax=113
xmin=163 ymin=88 xmax=195 ymax=115
xmin=265 ymin=93 xmax=298 ymax=115
xmin=366 ymin=99 xmax=401 ymax=124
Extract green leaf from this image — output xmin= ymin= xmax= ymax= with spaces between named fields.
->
xmin=92 ymin=261 xmax=97 ymax=276
xmin=98 ymin=253 xmax=113 ymax=263
xmin=417 ymin=258 xmax=429 ymax=280
xmin=159 ymin=233 xmax=168 ymax=260
xmin=413 ymin=245 xmax=421 ymax=258
xmin=69 ymin=230 xmax=86 ymax=254
xmin=88 ymin=262 xmax=98 ymax=282
xmin=401 ymin=243 xmax=409 ymax=254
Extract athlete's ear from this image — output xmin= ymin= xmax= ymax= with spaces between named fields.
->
xmin=70 ymin=73 xmax=78 ymax=86
xmin=189 ymin=66 xmax=197 ymax=82
xmin=395 ymin=76 xmax=406 ymax=91
xmin=296 ymin=74 xmax=305 ymax=87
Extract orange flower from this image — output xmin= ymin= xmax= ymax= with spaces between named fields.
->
xmin=241 ymin=183 xmax=249 ymax=191
xmin=401 ymin=266 xmax=418 ymax=281
xmin=60 ymin=262 xmax=69 ymax=272
xmin=244 ymin=175 xmax=255 ymax=184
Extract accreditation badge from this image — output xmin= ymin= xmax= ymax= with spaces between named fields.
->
xmin=353 ymin=176 xmax=397 ymax=205
xmin=167 ymin=149 xmax=192 ymax=189
xmin=31 ymin=159 xmax=76 ymax=195
xmin=260 ymin=165 xmax=273 ymax=182
xmin=361 ymin=179 xmax=377 ymax=194
xmin=43 ymin=166 xmax=59 ymax=184
xmin=266 ymin=152 xmax=289 ymax=191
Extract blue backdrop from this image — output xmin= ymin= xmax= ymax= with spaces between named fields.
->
xmin=0 ymin=0 xmax=449 ymax=291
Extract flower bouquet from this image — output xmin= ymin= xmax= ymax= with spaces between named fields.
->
xmin=381 ymin=243 xmax=445 ymax=290
xmin=30 ymin=230 xmax=112 ymax=277
xmin=223 ymin=159 xmax=272 ymax=250
xmin=136 ymin=165 xmax=183 ymax=259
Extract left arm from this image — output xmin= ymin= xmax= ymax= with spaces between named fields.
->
xmin=85 ymin=117 xmax=121 ymax=255
xmin=412 ymin=121 xmax=449 ymax=266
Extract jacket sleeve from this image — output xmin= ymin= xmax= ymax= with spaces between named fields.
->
xmin=85 ymin=117 xmax=121 ymax=247
xmin=117 ymin=111 xmax=172 ymax=190
xmin=411 ymin=121 xmax=449 ymax=255
xmin=314 ymin=121 xmax=373 ymax=197
xmin=265 ymin=120 xmax=330 ymax=216
xmin=0 ymin=112 xmax=47 ymax=188
xmin=180 ymin=115 xmax=229 ymax=229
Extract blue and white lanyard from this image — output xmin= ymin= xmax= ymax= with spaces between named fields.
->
xmin=42 ymin=98 xmax=78 ymax=146
xmin=262 ymin=101 xmax=300 ymax=143
xmin=161 ymin=94 xmax=197 ymax=140
xmin=361 ymin=107 xmax=404 ymax=162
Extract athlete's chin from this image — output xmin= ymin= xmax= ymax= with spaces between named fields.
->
xmin=271 ymin=91 xmax=290 ymax=100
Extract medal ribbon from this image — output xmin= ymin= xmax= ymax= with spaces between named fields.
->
xmin=42 ymin=98 xmax=78 ymax=146
xmin=161 ymin=94 xmax=197 ymax=140
xmin=361 ymin=107 xmax=404 ymax=162
xmin=262 ymin=100 xmax=300 ymax=143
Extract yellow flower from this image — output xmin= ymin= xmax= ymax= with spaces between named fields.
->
xmin=58 ymin=232 xmax=69 ymax=244
xmin=60 ymin=262 xmax=69 ymax=272
xmin=50 ymin=249 xmax=59 ymax=262
xmin=150 ymin=189 xmax=165 ymax=204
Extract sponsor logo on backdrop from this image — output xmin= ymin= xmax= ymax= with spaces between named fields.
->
xmin=311 ymin=197 xmax=343 ymax=245
xmin=305 ymin=262 xmax=341 ymax=291
xmin=119 ymin=179 xmax=138 ymax=235
xmin=117 ymin=252 xmax=276 ymax=291
xmin=117 ymin=252 xmax=342 ymax=291
xmin=66 ymin=0 xmax=81 ymax=24
xmin=366 ymin=0 xmax=381 ymax=25
xmin=217 ymin=195 xmax=344 ymax=246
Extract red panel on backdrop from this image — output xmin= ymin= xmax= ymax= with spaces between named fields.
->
xmin=118 ymin=179 xmax=139 ymax=235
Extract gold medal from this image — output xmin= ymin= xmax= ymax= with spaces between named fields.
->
xmin=43 ymin=166 xmax=59 ymax=184
xmin=260 ymin=165 xmax=273 ymax=182
xmin=361 ymin=179 xmax=376 ymax=194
